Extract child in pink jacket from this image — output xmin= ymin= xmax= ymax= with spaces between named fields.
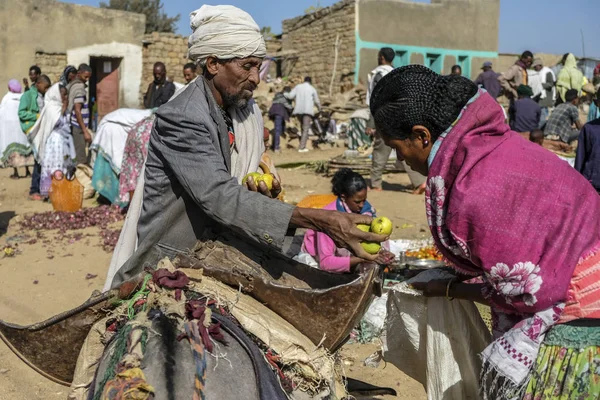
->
xmin=301 ymin=168 xmax=393 ymax=272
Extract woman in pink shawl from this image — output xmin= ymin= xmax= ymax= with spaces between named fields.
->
xmin=370 ymin=65 xmax=600 ymax=399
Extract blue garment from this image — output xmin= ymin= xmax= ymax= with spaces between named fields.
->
xmin=92 ymin=152 xmax=123 ymax=206
xmin=273 ymin=115 xmax=284 ymax=151
xmin=509 ymin=97 xmax=541 ymax=133
xmin=575 ymin=119 xmax=600 ymax=191
xmin=539 ymin=107 xmax=550 ymax=129
xmin=589 ymin=102 xmax=600 ymax=122
xmin=428 ymin=90 xmax=483 ymax=168
xmin=29 ymin=161 xmax=41 ymax=195
xmin=335 ymin=197 xmax=376 ymax=216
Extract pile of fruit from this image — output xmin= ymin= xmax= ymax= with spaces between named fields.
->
xmin=406 ymin=245 xmax=443 ymax=260
xmin=357 ymin=216 xmax=393 ymax=254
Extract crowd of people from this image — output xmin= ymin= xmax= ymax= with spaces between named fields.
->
xmin=474 ymin=51 xmax=598 ymax=145
xmin=0 ymin=64 xmax=90 ymax=201
xmin=3 ymin=4 xmax=600 ymax=398
xmin=0 ymin=60 xmax=200 ymax=205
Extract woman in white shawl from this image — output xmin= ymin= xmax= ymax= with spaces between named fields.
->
xmin=0 ymin=79 xmax=34 ymax=178
xmin=28 ymin=83 xmax=75 ymax=197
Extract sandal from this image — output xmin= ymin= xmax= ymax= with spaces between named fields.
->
xmin=412 ymin=182 xmax=426 ymax=195
xmin=29 ymin=193 xmax=44 ymax=201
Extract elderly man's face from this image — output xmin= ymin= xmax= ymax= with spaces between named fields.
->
xmin=214 ymin=57 xmax=262 ymax=108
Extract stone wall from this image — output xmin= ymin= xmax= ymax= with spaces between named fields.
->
xmin=140 ymin=34 xmax=286 ymax=100
xmin=141 ymin=32 xmax=191 ymax=100
xmin=33 ymin=52 xmax=68 ymax=85
xmin=281 ymin=0 xmax=356 ymax=96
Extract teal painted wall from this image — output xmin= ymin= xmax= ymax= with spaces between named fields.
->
xmin=355 ymin=34 xmax=498 ymax=82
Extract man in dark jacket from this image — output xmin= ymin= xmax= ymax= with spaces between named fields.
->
xmin=474 ymin=61 xmax=501 ymax=99
xmin=143 ymin=62 xmax=176 ymax=109
xmin=268 ymin=86 xmax=293 ymax=152
xmin=509 ymin=85 xmax=541 ymax=133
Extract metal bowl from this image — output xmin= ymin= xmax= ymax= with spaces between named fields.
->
xmin=405 ymin=258 xmax=446 ymax=269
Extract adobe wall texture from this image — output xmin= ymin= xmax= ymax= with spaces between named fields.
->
xmin=33 ymin=52 xmax=68 ymax=85
xmin=357 ymin=0 xmax=500 ymax=82
xmin=281 ymin=0 xmax=356 ymax=96
xmin=0 ymin=0 xmax=145 ymax=98
xmin=358 ymin=0 xmax=499 ymax=52
xmin=141 ymin=33 xmax=191 ymax=101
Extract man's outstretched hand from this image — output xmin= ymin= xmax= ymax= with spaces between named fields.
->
xmin=290 ymin=208 xmax=388 ymax=260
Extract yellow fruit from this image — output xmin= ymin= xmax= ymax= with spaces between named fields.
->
xmin=256 ymin=173 xmax=274 ymax=190
xmin=356 ymin=224 xmax=371 ymax=233
xmin=242 ymin=172 xmax=261 ymax=186
xmin=371 ymin=216 xmax=393 ymax=235
xmin=361 ymin=241 xmax=381 ymax=255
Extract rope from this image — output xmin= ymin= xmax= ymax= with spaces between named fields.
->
xmin=92 ymin=325 xmax=133 ymax=400
xmin=124 ymin=274 xmax=152 ymax=320
xmin=185 ymin=321 xmax=207 ymax=400
xmin=92 ymin=273 xmax=151 ymax=400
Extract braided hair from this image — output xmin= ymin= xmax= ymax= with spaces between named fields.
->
xmin=331 ymin=168 xmax=367 ymax=198
xmin=369 ymin=65 xmax=478 ymax=141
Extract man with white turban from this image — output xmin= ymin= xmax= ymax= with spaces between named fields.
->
xmin=107 ymin=5 xmax=385 ymax=290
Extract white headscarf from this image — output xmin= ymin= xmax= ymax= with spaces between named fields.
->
xmin=188 ymin=5 xmax=266 ymax=66
xmin=28 ymin=83 xmax=63 ymax=162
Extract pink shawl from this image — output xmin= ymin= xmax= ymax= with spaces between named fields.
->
xmin=426 ymin=90 xmax=600 ymax=395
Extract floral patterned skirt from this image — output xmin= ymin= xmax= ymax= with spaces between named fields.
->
xmin=524 ymin=323 xmax=600 ymax=399
xmin=118 ymin=115 xmax=155 ymax=204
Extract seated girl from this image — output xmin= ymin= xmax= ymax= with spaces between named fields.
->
xmin=298 ymin=168 xmax=394 ymax=272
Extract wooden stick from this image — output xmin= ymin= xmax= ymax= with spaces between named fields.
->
xmin=329 ymin=33 xmax=340 ymax=98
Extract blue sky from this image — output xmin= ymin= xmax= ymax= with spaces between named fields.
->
xmin=62 ymin=0 xmax=600 ymax=58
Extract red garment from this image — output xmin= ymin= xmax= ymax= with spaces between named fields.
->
xmin=152 ymin=269 xmax=189 ymax=289
xmin=560 ymin=250 xmax=600 ymax=322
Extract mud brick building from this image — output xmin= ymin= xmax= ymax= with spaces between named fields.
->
xmin=281 ymin=0 xmax=500 ymax=95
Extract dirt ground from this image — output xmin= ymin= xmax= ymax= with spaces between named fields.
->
xmin=0 ymin=143 xmax=427 ymax=399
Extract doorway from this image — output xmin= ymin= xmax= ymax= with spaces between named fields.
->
xmin=89 ymin=57 xmax=122 ymax=126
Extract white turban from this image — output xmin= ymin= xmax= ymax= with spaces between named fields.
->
xmin=188 ymin=5 xmax=266 ymax=66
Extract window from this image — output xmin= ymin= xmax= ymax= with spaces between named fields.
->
xmin=394 ymin=51 xmax=409 ymax=68
xmin=426 ymin=53 xmax=442 ymax=74
xmin=458 ymin=55 xmax=471 ymax=77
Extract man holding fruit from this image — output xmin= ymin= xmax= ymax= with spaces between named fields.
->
xmin=105 ymin=5 xmax=387 ymax=290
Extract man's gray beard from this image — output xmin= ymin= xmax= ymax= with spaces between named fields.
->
xmin=223 ymin=92 xmax=249 ymax=109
